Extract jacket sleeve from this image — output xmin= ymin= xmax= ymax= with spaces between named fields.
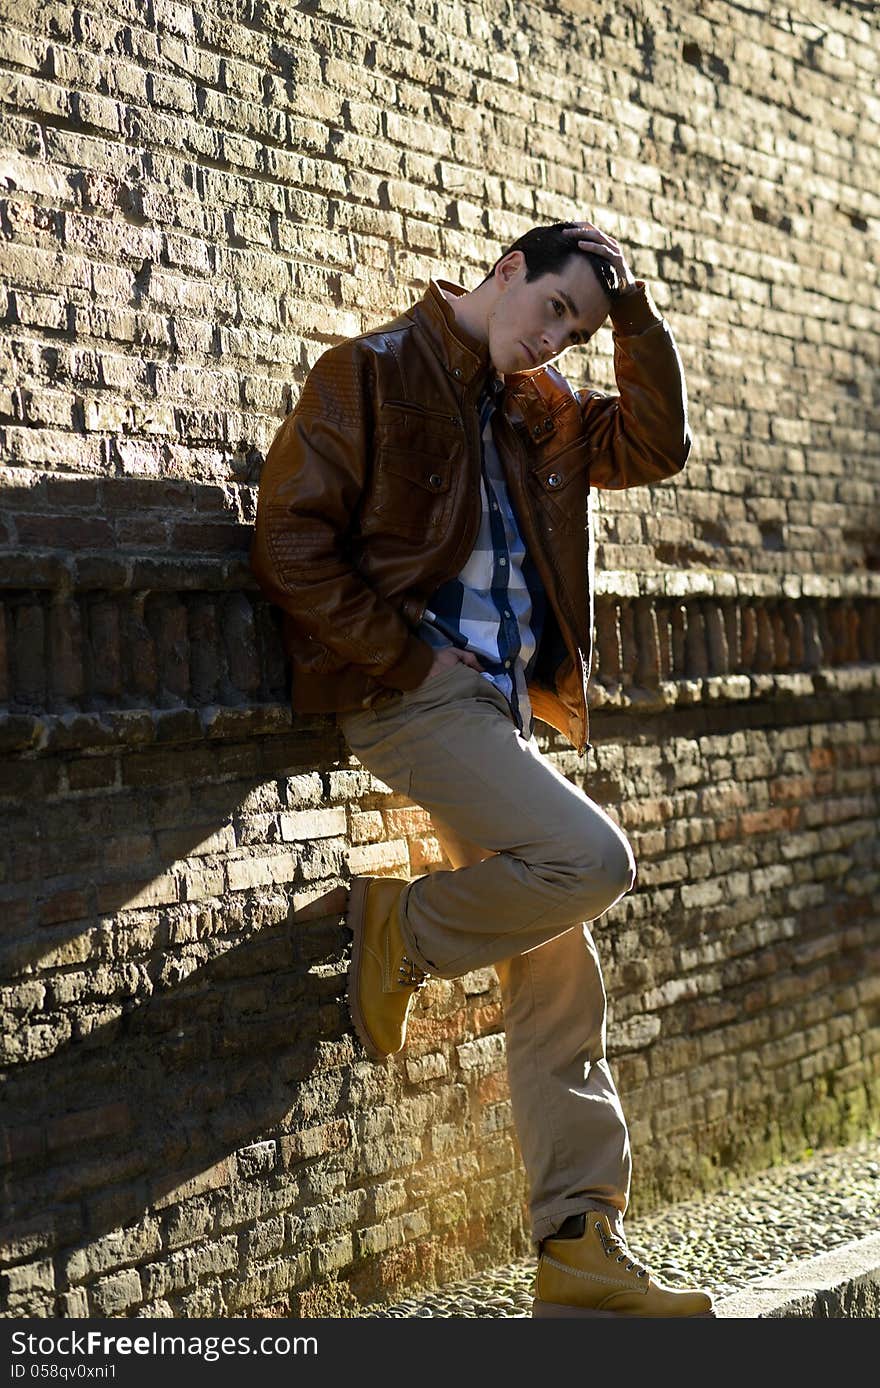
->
xmin=576 ymin=280 xmax=693 ymax=490
xmin=249 ymin=340 xmax=435 ymax=690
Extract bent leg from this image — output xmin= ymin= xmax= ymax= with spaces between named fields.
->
xmin=339 ymin=663 xmax=635 ymax=978
xmin=431 ymin=814 xmax=632 ymax=1247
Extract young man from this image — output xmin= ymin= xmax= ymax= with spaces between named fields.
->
xmin=251 ymin=221 xmax=715 ymax=1317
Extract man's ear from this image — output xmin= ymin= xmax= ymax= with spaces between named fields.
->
xmin=496 ymin=250 xmax=524 ymax=287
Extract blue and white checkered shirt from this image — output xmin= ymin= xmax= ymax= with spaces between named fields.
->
xmin=416 ymin=373 xmax=548 ymax=741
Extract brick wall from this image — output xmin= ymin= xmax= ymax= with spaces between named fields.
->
xmin=1 ymin=0 xmax=878 ymax=1317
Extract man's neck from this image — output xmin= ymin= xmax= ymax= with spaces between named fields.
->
xmin=439 ymin=284 xmax=489 ymax=346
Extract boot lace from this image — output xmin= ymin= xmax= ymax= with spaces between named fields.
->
xmin=397 ymin=953 xmax=428 ymax=990
xmin=595 ymin=1220 xmax=649 ymax=1278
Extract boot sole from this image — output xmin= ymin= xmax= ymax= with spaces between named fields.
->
xmin=533 ymin=1299 xmax=716 ymax=1318
xmin=345 ymin=876 xmax=387 ymax=1062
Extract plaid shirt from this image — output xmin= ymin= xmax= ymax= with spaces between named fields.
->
xmin=416 ymin=373 xmax=548 ymax=740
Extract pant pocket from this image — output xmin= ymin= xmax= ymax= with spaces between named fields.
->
xmin=401 ymin=660 xmax=477 ymax=705
xmin=338 ymin=711 xmax=414 ymax=798
xmin=472 ymin=673 xmax=517 ymax=725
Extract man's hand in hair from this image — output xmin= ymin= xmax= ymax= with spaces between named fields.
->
xmin=561 ymin=222 xmax=637 ymax=296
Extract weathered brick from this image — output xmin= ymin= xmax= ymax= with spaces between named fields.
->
xmin=0 ymin=1258 xmax=55 ymax=1298
xmin=347 ymin=839 xmax=409 ymax=874
xmin=226 ymin=853 xmax=297 ymax=890
xmin=95 ymin=874 xmax=179 ymax=912
xmin=63 ymin=1219 xmax=162 ymax=1284
xmin=46 ymin=1102 xmax=131 ymax=1153
xmin=456 ymin=1034 xmax=506 ymax=1073
xmin=280 ymin=1121 xmax=350 ymax=1166
xmin=86 ymin=1267 xmax=143 ymax=1315
xmin=151 ymin=1159 xmax=235 ymax=1211
xmin=279 ymin=807 xmax=347 ymax=841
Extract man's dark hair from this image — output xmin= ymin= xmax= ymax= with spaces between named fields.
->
xmin=477 ymin=222 xmax=621 ymax=299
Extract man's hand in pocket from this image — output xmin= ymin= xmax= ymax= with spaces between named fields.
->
xmin=421 ymin=647 xmax=483 ymax=683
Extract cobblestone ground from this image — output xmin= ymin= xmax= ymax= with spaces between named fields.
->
xmin=362 ymin=1135 xmax=880 ymax=1316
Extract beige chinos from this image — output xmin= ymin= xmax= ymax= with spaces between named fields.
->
xmin=338 ymin=659 xmax=634 ymax=1243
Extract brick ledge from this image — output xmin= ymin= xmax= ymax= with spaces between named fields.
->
xmin=1 ymin=663 xmax=877 ymax=757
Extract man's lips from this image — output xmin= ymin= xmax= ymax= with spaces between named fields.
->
xmin=520 ymin=342 xmax=537 ymax=365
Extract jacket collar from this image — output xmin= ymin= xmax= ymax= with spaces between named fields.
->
xmin=412 ymin=278 xmax=560 ymax=439
xmin=413 ymin=279 xmax=498 ymax=391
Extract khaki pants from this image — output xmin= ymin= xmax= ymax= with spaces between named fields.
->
xmin=338 ymin=660 xmax=634 ymax=1243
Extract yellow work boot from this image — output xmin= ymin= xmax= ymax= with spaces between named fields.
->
xmin=345 ymin=875 xmax=428 ymax=1060
xmin=534 ymin=1211 xmax=715 ymax=1318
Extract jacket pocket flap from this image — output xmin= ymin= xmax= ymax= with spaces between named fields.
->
xmin=532 ymin=440 xmax=590 ymax=492
xmin=378 ymin=402 xmax=462 ymax=457
xmin=380 ymin=449 xmax=453 ymax=493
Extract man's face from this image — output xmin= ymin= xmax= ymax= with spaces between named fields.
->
xmin=486 ymin=249 xmax=612 ymax=375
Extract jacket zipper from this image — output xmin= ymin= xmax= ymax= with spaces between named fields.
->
xmin=494 ymin=409 xmax=591 ymax=756
xmin=410 ymin=389 xmax=590 ymax=756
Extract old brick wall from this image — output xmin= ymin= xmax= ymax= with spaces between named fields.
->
xmin=1 ymin=0 xmax=878 ymax=1317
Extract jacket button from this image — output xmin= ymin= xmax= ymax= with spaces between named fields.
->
xmin=547 ymin=472 xmax=562 ymax=487
xmin=543 ymin=417 xmax=552 ymax=430
xmin=532 ymin=425 xmax=542 ymax=437
xmin=429 ymin=472 xmax=443 ymax=488
xmin=452 ymin=367 xmax=462 ymax=378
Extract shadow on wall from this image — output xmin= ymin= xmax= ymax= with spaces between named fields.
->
xmin=1 ymin=873 xmax=357 ymax=1284
xmin=2 ymin=472 xmax=524 ymax=1313
xmin=0 ymin=468 xmax=372 ymax=1296
xmin=0 ymin=471 xmax=283 ymax=719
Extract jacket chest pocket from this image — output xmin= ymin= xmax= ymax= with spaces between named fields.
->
xmin=367 ymin=403 xmax=463 ymax=540
xmin=529 ymin=439 xmax=590 ymax=527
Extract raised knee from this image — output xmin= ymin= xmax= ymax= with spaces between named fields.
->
xmin=604 ymin=831 xmax=636 ymax=895
xmin=529 ymin=822 xmax=636 ymax=916
xmin=572 ymin=828 xmax=636 ymax=915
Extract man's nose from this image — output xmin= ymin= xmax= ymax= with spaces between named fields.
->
xmin=539 ymin=329 xmax=565 ymax=361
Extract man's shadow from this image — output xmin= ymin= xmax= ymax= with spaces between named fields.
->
xmin=1 ymin=879 xmax=359 ymax=1287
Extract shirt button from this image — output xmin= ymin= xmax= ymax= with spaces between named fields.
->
xmin=504 ymin=659 xmax=511 ymax=668
xmin=504 ymin=610 xmax=512 ymax=618
xmin=498 ymin=557 xmax=507 ymax=565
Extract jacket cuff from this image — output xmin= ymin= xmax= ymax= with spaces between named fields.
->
xmin=377 ymin=634 xmax=436 ymax=690
xmin=609 ymin=279 xmax=664 ymax=336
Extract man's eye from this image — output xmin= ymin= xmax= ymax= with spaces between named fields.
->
xmin=551 ymin=298 xmax=564 ymax=317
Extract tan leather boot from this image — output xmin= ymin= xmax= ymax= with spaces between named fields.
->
xmin=346 ymin=875 xmax=428 ymax=1060
xmin=534 ymin=1211 xmax=715 ymax=1317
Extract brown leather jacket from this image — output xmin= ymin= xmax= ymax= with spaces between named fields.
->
xmin=250 ymin=277 xmax=691 ymax=756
